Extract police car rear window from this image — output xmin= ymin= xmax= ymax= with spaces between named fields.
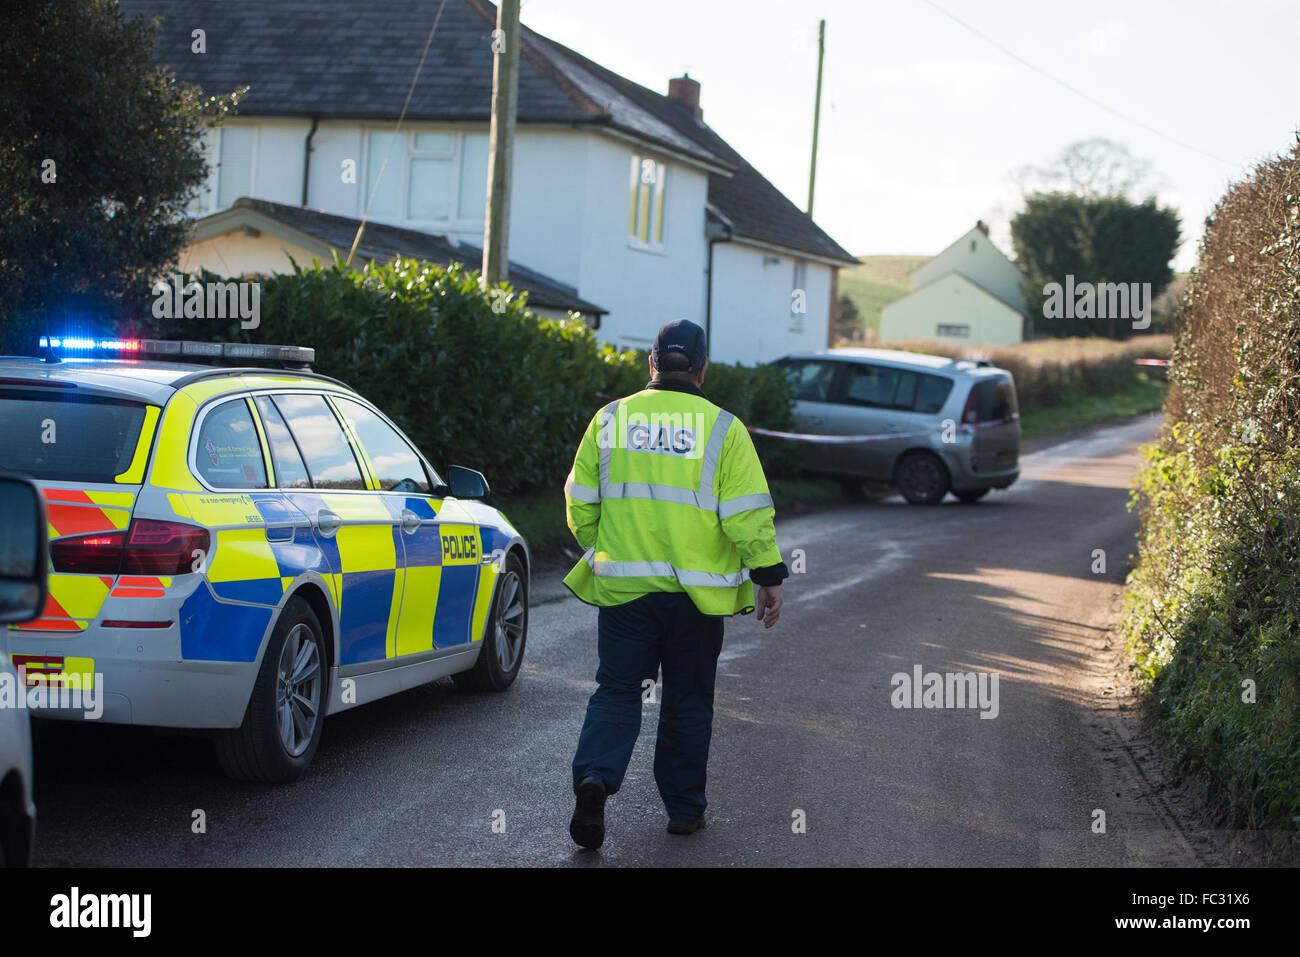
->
xmin=195 ymin=399 xmax=268 ymax=489
xmin=0 ymin=389 xmax=147 ymax=483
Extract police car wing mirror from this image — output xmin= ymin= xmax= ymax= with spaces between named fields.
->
xmin=0 ymin=474 xmax=49 ymax=625
xmin=443 ymin=465 xmax=490 ymax=499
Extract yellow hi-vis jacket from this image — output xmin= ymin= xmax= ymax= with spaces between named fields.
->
xmin=563 ymin=380 xmax=783 ymax=616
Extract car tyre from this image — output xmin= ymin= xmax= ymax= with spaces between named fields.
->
xmin=215 ymin=596 xmax=327 ymax=783
xmin=894 ymin=451 xmax=951 ymax=505
xmin=453 ymin=553 xmax=527 ymax=692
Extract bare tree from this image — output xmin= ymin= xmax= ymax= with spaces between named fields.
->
xmin=1013 ymin=137 xmax=1165 ymax=199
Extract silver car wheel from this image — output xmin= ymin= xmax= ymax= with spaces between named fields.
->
xmin=276 ymin=623 xmax=322 ymax=758
xmin=494 ymin=570 xmax=525 ymax=672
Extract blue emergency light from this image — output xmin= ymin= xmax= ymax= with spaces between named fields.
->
xmin=39 ymin=336 xmax=314 ymax=366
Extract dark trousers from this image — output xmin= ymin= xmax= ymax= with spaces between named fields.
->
xmin=571 ymin=592 xmax=726 ymax=821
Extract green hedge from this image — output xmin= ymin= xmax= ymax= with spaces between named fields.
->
xmin=1122 ymin=137 xmax=1300 ymax=836
xmin=162 ymin=258 xmax=799 ymax=495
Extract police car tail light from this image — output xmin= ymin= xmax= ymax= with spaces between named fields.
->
xmin=50 ymin=531 xmax=127 ymax=575
xmin=121 ymin=520 xmax=210 ymax=576
xmin=50 ymin=521 xmax=209 ymax=576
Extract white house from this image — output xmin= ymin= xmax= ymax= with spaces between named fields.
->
xmin=879 ymin=222 xmax=1030 ymax=346
xmin=122 ymin=0 xmax=857 ymax=364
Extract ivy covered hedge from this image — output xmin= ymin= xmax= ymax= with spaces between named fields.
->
xmin=171 ymin=258 xmax=799 ymax=495
xmin=1122 ymin=137 xmax=1300 ymax=835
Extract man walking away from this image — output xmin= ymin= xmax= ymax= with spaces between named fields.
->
xmin=563 ymin=318 xmax=787 ymax=850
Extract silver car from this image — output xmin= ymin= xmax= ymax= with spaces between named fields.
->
xmin=1 ymin=474 xmax=47 ymax=867
xmin=774 ymin=349 xmax=1021 ymax=504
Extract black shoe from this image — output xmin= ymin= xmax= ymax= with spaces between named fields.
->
xmin=667 ymin=816 xmax=707 ymax=836
xmin=569 ymin=776 xmax=607 ymax=849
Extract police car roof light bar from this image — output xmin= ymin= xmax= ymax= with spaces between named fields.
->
xmin=39 ymin=336 xmax=315 ymax=369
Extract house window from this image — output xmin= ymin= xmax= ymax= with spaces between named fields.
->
xmin=216 ymin=127 xmax=256 ymax=208
xmin=791 ymin=260 xmax=807 ymax=330
xmin=937 ymin=323 xmax=970 ymax=337
xmin=188 ymin=126 xmax=252 ymax=215
xmin=628 ymin=155 xmax=667 ymax=246
xmin=188 ymin=130 xmax=217 ymax=214
xmin=364 ymin=129 xmax=488 ymax=225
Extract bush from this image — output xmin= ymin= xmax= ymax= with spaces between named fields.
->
xmin=161 ymin=258 xmax=800 ymax=493
xmin=1122 ymin=135 xmax=1300 ymax=836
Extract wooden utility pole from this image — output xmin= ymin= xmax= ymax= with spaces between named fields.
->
xmin=482 ymin=0 xmax=520 ymax=284
xmin=806 ymin=19 xmax=825 ymax=216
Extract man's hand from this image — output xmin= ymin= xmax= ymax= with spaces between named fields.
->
xmin=755 ymin=584 xmax=783 ymax=629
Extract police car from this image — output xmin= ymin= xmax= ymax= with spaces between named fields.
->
xmin=0 ymin=337 xmax=530 ymax=782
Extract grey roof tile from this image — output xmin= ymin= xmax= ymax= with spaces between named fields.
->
xmin=121 ymin=0 xmax=855 ymax=265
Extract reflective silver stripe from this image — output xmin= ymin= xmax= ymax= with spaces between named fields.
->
xmin=603 ymin=482 xmax=717 ymax=511
xmin=678 ymin=566 xmax=750 ymax=588
xmin=597 ymin=400 xmax=618 ymax=497
xmin=565 ymin=477 xmax=601 ymax=504
xmin=697 ymin=410 xmax=734 ymax=497
xmin=718 ymin=492 xmax=774 ymax=519
xmin=591 ymin=560 xmax=750 ymax=588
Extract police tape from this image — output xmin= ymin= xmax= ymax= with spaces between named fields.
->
xmin=747 ymin=419 xmax=1011 ymax=444
xmin=591 ymin=392 xmax=1010 ymax=444
xmin=1135 ymin=358 xmax=1170 ymax=367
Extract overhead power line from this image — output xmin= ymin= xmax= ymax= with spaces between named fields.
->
xmin=347 ymin=0 xmax=450 ymax=266
xmin=917 ymin=0 xmax=1236 ymax=168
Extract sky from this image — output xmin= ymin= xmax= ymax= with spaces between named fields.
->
xmin=519 ymin=0 xmax=1298 ymax=270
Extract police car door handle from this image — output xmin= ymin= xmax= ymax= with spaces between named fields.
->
xmin=315 ymin=508 xmax=343 ymax=538
xmin=399 ymin=509 xmax=422 ymax=535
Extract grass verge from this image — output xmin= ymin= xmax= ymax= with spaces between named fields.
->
xmin=1018 ymin=372 xmax=1167 ymax=439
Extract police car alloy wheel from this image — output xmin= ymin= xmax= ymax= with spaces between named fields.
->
xmin=276 ymin=623 xmax=322 ymax=758
xmin=494 ymin=569 xmax=525 ymax=673
xmin=215 ymin=597 xmax=328 ymax=782
xmin=454 ymin=553 xmax=528 ymax=692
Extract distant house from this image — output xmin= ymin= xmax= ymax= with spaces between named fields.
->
xmin=879 ymin=222 xmax=1029 ymax=346
xmin=122 ymin=0 xmax=857 ymax=364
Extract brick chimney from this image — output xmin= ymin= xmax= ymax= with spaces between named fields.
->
xmin=668 ymin=73 xmax=702 ymax=119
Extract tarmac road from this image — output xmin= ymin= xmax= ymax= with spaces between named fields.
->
xmin=31 ymin=411 xmax=1215 ymax=867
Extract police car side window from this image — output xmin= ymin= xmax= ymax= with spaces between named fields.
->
xmin=334 ymin=398 xmax=430 ymax=494
xmin=195 ymin=399 xmax=269 ymax=489
xmin=273 ymin=394 xmax=367 ymax=491
xmin=254 ymin=396 xmax=311 ymax=489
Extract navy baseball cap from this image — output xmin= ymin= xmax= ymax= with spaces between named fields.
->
xmin=651 ymin=318 xmax=707 ymax=371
